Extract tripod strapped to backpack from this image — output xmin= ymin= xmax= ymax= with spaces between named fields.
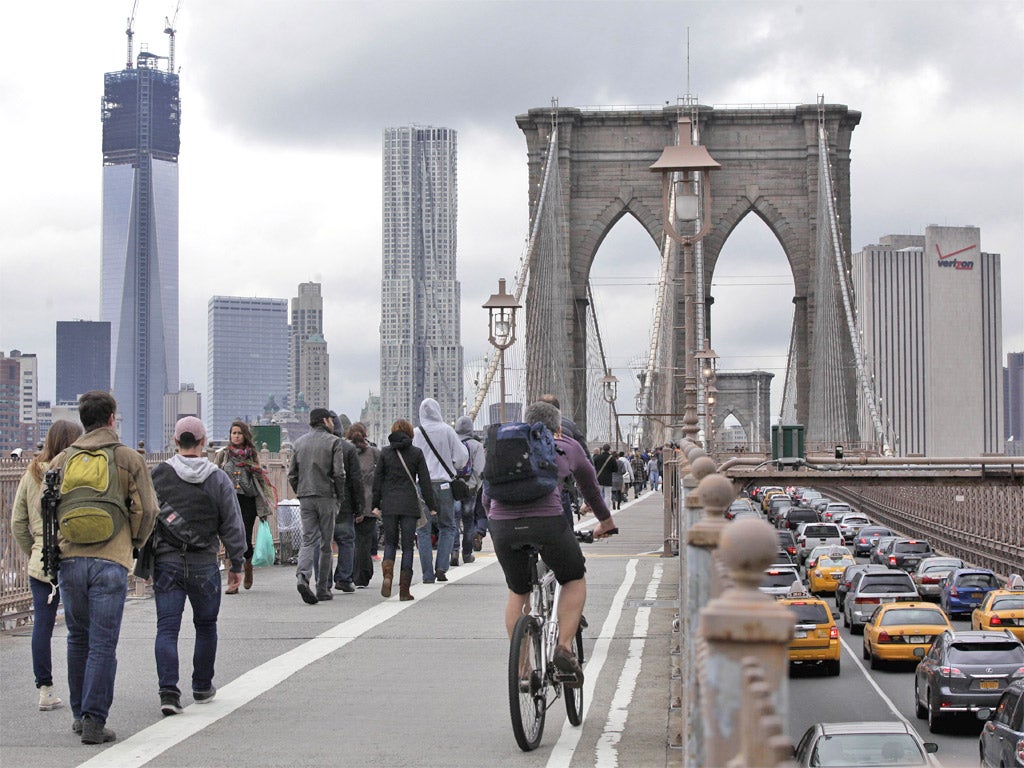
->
xmin=41 ymin=468 xmax=62 ymax=578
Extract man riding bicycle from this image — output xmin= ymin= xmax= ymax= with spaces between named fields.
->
xmin=483 ymin=401 xmax=617 ymax=685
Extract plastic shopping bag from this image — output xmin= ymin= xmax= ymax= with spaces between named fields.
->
xmin=251 ymin=519 xmax=276 ymax=567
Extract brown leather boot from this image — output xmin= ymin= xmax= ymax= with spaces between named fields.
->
xmin=243 ymin=560 xmax=253 ymax=590
xmin=399 ymin=569 xmax=414 ymax=601
xmin=380 ymin=560 xmax=395 ymax=598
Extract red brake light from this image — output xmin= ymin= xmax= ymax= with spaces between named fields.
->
xmin=855 ymin=597 xmax=881 ymax=604
xmin=991 ymin=615 xmax=1002 ymax=625
xmin=829 ymin=626 xmax=838 ymax=640
xmin=768 ymin=571 xmax=780 ymax=576
xmin=787 ymin=546 xmax=797 ymax=554
xmin=858 ymin=537 xmax=867 ymax=544
xmin=877 ymin=631 xmax=891 ymax=643
xmin=889 ymin=555 xmax=897 ymax=565
xmin=939 ymin=666 xmax=965 ymax=678
xmin=950 ymin=587 xmax=959 ymax=597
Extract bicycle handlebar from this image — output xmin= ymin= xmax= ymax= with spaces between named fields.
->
xmin=574 ymin=527 xmax=619 ymax=544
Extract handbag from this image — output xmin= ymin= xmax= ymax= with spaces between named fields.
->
xmin=419 ymin=427 xmax=471 ymax=501
xmin=396 ymin=450 xmax=431 ymax=528
xmin=251 ymin=519 xmax=276 ymax=567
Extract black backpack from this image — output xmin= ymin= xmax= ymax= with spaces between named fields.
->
xmin=151 ymin=463 xmax=221 ymax=552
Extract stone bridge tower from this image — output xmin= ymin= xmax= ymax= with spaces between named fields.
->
xmin=516 ymin=104 xmax=860 ymax=441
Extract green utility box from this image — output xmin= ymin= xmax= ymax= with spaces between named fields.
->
xmin=771 ymin=424 xmax=805 ymax=465
xmin=252 ymin=424 xmax=282 ymax=453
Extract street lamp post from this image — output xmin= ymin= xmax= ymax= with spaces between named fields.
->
xmin=695 ymin=340 xmax=719 ymax=454
xmin=600 ymin=371 xmax=619 ymax=448
xmin=483 ymin=278 xmax=521 ymax=424
xmin=650 ymin=115 xmax=720 ymax=445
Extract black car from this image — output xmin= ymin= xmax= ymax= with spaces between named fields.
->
xmin=853 ymin=526 xmax=893 ymax=557
xmin=886 ymin=538 xmax=934 ymax=572
xmin=786 ymin=507 xmax=820 ymax=531
xmin=777 ymin=529 xmax=798 ymax=561
xmin=914 ymin=629 xmax=1024 ymax=733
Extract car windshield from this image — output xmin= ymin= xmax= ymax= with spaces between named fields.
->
xmin=860 ymin=577 xmax=915 ymax=593
xmin=894 ymin=542 xmax=931 ymax=554
xmin=992 ymin=597 xmax=1024 ymax=610
xmin=787 ymin=603 xmax=830 ymax=624
xmin=879 ymin=609 xmax=948 ymax=626
xmin=810 ymin=733 xmax=926 ymax=766
xmin=948 ymin=644 xmax=1024 ymax=665
xmin=842 ymin=517 xmax=869 ymax=525
xmin=956 ymin=573 xmax=999 ymax=588
xmin=762 ymin=571 xmax=799 ymax=588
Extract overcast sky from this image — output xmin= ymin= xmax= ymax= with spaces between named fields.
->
xmin=1 ymin=0 xmax=1021 ymax=435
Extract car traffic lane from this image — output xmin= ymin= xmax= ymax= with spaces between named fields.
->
xmin=789 ymin=572 xmax=985 ymax=768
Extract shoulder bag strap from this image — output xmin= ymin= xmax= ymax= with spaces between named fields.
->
xmin=418 ymin=427 xmax=455 ymax=479
xmin=395 ymin=450 xmax=426 ymax=502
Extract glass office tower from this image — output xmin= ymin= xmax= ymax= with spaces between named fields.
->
xmin=381 ymin=126 xmax=463 ymax=428
xmin=101 ymin=51 xmax=180 ymax=448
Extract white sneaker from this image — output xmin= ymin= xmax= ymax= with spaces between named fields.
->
xmin=38 ymin=685 xmax=63 ymax=711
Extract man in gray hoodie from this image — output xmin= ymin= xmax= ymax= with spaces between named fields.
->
xmin=149 ymin=417 xmax=246 ymax=717
xmin=413 ymin=399 xmax=468 ymax=582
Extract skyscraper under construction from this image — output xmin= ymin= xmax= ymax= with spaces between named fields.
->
xmin=100 ymin=26 xmax=180 ymax=449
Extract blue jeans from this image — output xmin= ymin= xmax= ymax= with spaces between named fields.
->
xmin=153 ymin=560 xmax=222 ymax=695
xmin=417 ymin=483 xmax=455 ymax=580
xmin=332 ymin=515 xmax=355 ymax=585
xmin=454 ymin=500 xmax=475 ymax=557
xmin=58 ymin=557 xmax=128 ymax=724
xmin=30 ymin=577 xmax=60 ymax=688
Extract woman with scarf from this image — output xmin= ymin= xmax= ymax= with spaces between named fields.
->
xmin=215 ymin=420 xmax=274 ymax=593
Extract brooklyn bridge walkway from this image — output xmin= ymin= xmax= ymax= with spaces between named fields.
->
xmin=0 ymin=492 xmax=674 ymax=768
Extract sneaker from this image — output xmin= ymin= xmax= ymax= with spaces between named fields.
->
xmin=463 ymin=552 xmax=475 ymax=564
xmin=193 ymin=686 xmax=216 ymax=703
xmin=472 ymin=533 xmax=483 ymax=552
xmin=435 ymin=571 xmax=448 ymax=582
xmin=160 ymin=692 xmax=182 ymax=716
xmin=80 ymin=716 xmax=116 ymax=744
xmin=72 ymin=719 xmax=83 ymax=735
xmin=297 ymin=580 xmax=318 ymax=605
xmin=316 ymin=590 xmax=334 ymax=601
xmin=335 ymin=581 xmax=355 ymax=593
xmin=553 ymin=645 xmax=584 ymax=688
xmin=38 ymin=685 xmax=63 ymax=711
xmin=450 ymin=552 xmax=459 ymax=567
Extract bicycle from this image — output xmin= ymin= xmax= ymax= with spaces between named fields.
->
xmin=508 ymin=527 xmax=615 ymax=751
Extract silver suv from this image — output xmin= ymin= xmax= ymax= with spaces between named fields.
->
xmin=843 ymin=568 xmax=920 ymax=633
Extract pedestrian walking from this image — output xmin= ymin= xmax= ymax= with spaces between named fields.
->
xmin=345 ymin=422 xmax=380 ymax=588
xmin=54 ymin=391 xmax=159 ymax=744
xmin=214 ymin=420 xmax=275 ymax=593
xmin=412 ymin=398 xmax=468 ymax=583
xmin=11 ymin=419 xmax=83 ymax=712
xmin=592 ymin=444 xmax=615 ymax=502
xmin=288 ymin=409 xmax=348 ymax=605
xmin=149 ymin=417 xmax=247 ymax=716
xmin=372 ymin=419 xmax=436 ymax=600
xmin=453 ymin=416 xmax=484 ymax=565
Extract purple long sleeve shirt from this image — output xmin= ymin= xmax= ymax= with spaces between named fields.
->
xmin=483 ymin=435 xmax=612 ymax=521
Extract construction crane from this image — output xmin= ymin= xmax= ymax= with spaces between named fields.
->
xmin=126 ymin=0 xmax=139 ymax=69
xmin=164 ymin=1 xmax=182 ymax=73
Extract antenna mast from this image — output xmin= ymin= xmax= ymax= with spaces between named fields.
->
xmin=126 ymin=0 xmax=139 ymax=69
xmin=164 ymin=0 xmax=182 ymax=73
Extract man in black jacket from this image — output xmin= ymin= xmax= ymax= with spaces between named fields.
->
xmin=327 ymin=411 xmax=366 ymax=593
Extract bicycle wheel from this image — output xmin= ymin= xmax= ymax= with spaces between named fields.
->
xmin=564 ymin=625 xmax=584 ymax=726
xmin=509 ymin=614 xmax=546 ymax=751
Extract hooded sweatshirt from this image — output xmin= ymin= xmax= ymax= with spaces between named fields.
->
xmin=151 ymin=454 xmax=247 ymax=572
xmin=413 ymin=399 xmax=468 ymax=483
xmin=454 ymin=415 xmax=485 ymax=481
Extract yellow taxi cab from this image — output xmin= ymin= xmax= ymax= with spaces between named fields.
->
xmin=808 ymin=547 xmax=856 ymax=596
xmin=761 ymin=488 xmax=787 ymax=513
xmin=779 ymin=584 xmax=841 ymax=676
xmin=861 ymin=602 xmax=952 ymax=669
xmin=971 ymin=574 xmax=1024 ymax=640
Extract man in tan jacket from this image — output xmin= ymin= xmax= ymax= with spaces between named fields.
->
xmin=55 ymin=391 xmax=159 ymax=745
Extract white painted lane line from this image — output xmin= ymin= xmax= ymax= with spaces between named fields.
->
xmin=76 ymin=557 xmax=497 ymax=768
xmin=595 ymin=563 xmax=663 ymax=767
xmin=838 ymin=635 xmax=945 ymax=768
xmin=547 ymin=558 xmax=639 ymax=768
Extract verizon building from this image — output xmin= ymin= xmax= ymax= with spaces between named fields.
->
xmin=852 ymin=225 xmax=1003 ymax=456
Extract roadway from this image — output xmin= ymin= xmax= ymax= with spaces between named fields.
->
xmin=0 ymin=491 xmax=676 ymax=768
xmin=788 ymin=574 xmax=985 ymax=768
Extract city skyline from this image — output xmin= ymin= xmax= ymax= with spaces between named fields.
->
xmin=0 ymin=2 xmax=1021 ymax=423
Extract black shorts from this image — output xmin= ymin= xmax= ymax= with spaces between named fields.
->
xmin=489 ymin=515 xmax=586 ymax=595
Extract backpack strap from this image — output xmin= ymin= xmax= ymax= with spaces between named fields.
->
xmin=419 ymin=427 xmax=456 ymax=480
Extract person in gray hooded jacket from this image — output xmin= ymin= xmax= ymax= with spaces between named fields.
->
xmin=452 ymin=416 xmax=484 ymax=565
xmin=412 ymin=399 xmax=468 ymax=582
xmin=149 ymin=417 xmax=246 ymax=717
